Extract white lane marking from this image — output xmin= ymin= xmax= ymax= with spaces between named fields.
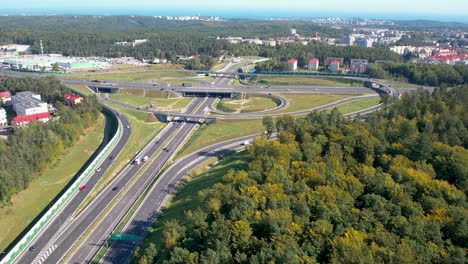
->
xmin=31 ymin=244 xmax=57 ymax=264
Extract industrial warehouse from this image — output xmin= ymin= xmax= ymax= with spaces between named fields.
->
xmin=0 ymin=54 xmax=109 ymax=71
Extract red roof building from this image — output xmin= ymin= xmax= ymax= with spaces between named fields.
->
xmin=12 ymin=112 xmax=51 ymax=128
xmin=0 ymin=77 xmax=7 ymax=82
xmin=0 ymin=91 xmax=11 ymax=99
xmin=64 ymin=93 xmax=83 ymax=107
xmin=308 ymin=58 xmax=320 ymax=70
xmin=287 ymin=59 xmax=298 ymax=71
xmin=0 ymin=91 xmax=12 ymax=105
xmin=329 ymin=60 xmax=340 ymax=71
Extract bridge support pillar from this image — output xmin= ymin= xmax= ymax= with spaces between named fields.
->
xmin=205 ymin=118 xmax=216 ymax=124
xmin=155 ymin=114 xmax=168 ymax=123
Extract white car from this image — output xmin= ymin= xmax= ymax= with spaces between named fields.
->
xmin=126 ymin=125 xmax=130 ymax=128
xmin=96 ymin=167 xmax=101 ymax=172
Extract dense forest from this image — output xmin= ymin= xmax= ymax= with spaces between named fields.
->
xmin=0 ymin=77 xmax=101 ymax=204
xmin=367 ymin=63 xmax=468 ymax=87
xmin=0 ymin=15 xmax=400 ymax=65
xmin=134 ymin=86 xmax=467 ymax=263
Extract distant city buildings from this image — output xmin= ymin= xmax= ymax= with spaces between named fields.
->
xmin=114 ymin=39 xmax=148 ymax=47
xmin=154 ymin=15 xmax=223 ymax=22
xmin=308 ymin=58 xmax=319 ymax=70
xmin=287 ymin=59 xmax=298 ymax=71
xmin=357 ymin=38 xmax=373 ymax=47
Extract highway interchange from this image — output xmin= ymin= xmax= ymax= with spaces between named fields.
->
xmin=4 ymin=62 xmax=400 ymax=264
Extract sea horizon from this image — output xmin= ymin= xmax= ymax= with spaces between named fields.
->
xmin=0 ymin=8 xmax=467 ymax=24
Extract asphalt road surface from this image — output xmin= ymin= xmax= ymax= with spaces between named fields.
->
xmin=14 ymin=107 xmax=132 ymax=264
xmin=65 ymin=97 xmax=215 ymax=264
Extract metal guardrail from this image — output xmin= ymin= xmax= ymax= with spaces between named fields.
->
xmin=0 ymin=113 xmax=123 ymax=264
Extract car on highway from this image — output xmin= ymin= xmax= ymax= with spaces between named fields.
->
xmin=314 ymin=89 xmax=319 ymax=91
xmin=286 ymin=88 xmax=291 ymax=91
xmin=126 ymin=125 xmax=130 ymax=128
xmin=96 ymin=167 xmax=101 ymax=172
xmin=79 ymin=185 xmax=87 ymax=191
xmin=29 ymin=245 xmax=38 ymax=251
xmin=112 ymin=186 xmax=119 ymax=191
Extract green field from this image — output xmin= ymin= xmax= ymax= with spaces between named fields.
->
xmin=109 ymin=93 xmax=193 ymax=112
xmin=336 ymin=97 xmax=381 ymax=114
xmin=67 ymin=71 xmax=196 ymax=81
xmin=73 ymin=64 xmax=184 ymax=74
xmin=76 ymin=103 xmax=165 ymax=214
xmin=216 ymin=95 xmax=279 ymax=113
xmin=0 ymin=114 xmax=106 ymax=251
xmin=142 ymin=151 xmax=250 ymax=249
xmin=66 ymin=85 xmax=94 ymax=96
xmin=176 ymin=119 xmax=264 ymax=159
xmin=384 ymin=80 xmax=426 ymax=89
xmin=273 ymin=94 xmax=357 ymax=114
xmin=252 ymin=76 xmax=363 ymax=86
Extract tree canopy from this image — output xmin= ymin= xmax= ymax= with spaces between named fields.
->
xmin=134 ymin=85 xmax=467 ymax=264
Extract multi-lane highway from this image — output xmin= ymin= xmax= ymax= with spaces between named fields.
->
xmin=14 ymin=107 xmax=132 ymax=264
xmin=3 ymin=61 xmax=401 ymax=264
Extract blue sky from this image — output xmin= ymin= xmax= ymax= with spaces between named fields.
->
xmin=2 ymin=0 xmax=467 ymax=18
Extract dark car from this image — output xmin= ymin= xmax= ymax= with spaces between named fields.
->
xmin=112 ymin=186 xmax=119 ymax=191
xmin=29 ymin=245 xmax=38 ymax=251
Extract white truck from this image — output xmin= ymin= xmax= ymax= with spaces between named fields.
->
xmin=134 ymin=155 xmax=149 ymax=165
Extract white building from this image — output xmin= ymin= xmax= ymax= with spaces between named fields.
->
xmin=287 ymin=59 xmax=298 ymax=71
xmin=12 ymin=91 xmax=49 ymax=117
xmin=357 ymin=38 xmax=373 ymax=47
xmin=0 ymin=107 xmax=7 ymax=126
xmin=290 ymin=28 xmax=297 ymax=35
xmin=262 ymin=40 xmax=277 ymax=46
xmin=308 ymin=58 xmax=319 ymax=70
xmin=329 ymin=60 xmax=340 ymax=71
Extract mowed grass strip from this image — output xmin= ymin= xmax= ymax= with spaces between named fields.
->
xmin=73 ymin=63 xmax=184 ymax=74
xmin=0 ymin=114 xmax=106 ymax=251
xmin=217 ymin=96 xmax=278 ymax=113
xmin=274 ymin=94 xmax=357 ymax=114
xmin=176 ymin=119 xmax=264 ymax=159
xmin=76 ymin=103 xmax=165 ymax=215
xmin=335 ymin=97 xmax=381 ymax=114
xmin=109 ymin=94 xmax=193 ymax=111
xmin=66 ymin=85 xmax=95 ymax=96
xmin=253 ymin=76 xmax=363 ymax=86
xmin=143 ymin=151 xmax=250 ymax=249
xmin=67 ymin=71 xmax=196 ymax=81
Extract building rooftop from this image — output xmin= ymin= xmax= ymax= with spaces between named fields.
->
xmin=309 ymin=58 xmax=319 ymax=62
xmin=64 ymin=93 xmax=82 ymax=101
xmin=287 ymin=59 xmax=298 ymax=63
xmin=0 ymin=91 xmax=11 ymax=98
xmin=330 ymin=60 xmax=340 ymax=64
xmin=13 ymin=112 xmax=51 ymax=123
